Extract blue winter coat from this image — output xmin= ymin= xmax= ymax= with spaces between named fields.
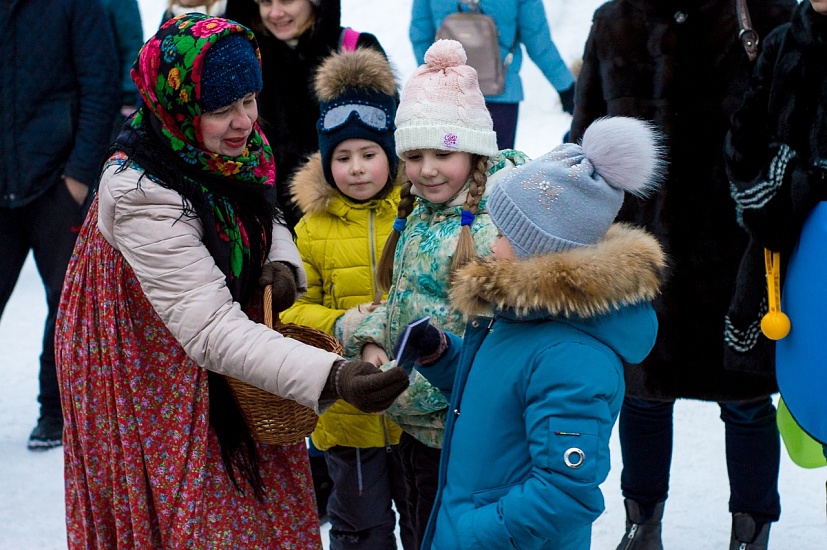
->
xmin=418 ymin=224 xmax=666 ymax=550
xmin=0 ymin=0 xmax=120 ymax=207
xmin=409 ymin=0 xmax=575 ymax=103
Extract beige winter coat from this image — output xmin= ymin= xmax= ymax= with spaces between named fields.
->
xmin=96 ymin=164 xmax=342 ymax=412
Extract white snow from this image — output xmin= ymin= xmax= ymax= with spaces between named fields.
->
xmin=1 ymin=0 xmax=824 ymax=548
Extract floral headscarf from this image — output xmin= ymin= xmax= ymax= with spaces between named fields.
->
xmin=119 ymin=13 xmax=278 ymax=305
xmin=132 ymin=14 xmax=274 ymax=184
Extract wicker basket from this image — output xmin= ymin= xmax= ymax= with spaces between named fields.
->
xmin=223 ymin=286 xmax=342 ymax=445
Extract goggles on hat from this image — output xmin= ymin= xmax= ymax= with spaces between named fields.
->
xmin=321 ymin=103 xmax=390 ymax=132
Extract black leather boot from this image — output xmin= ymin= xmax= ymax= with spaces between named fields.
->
xmin=729 ymin=513 xmax=771 ymax=550
xmin=616 ymin=499 xmax=664 ymax=550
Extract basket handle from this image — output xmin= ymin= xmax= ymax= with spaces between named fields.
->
xmin=263 ymin=285 xmax=280 ymax=329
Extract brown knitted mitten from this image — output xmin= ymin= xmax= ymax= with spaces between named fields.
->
xmin=258 ymin=261 xmax=298 ymax=313
xmin=322 ymin=361 xmax=409 ymax=413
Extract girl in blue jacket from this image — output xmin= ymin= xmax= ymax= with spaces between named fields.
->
xmin=397 ymin=117 xmax=667 ymax=549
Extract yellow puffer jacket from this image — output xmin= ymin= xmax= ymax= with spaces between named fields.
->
xmin=282 ymin=153 xmax=402 ymax=450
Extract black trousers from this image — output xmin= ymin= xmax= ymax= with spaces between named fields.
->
xmin=0 ymin=180 xmax=88 ymax=418
xmin=396 ymin=432 xmax=441 ymax=549
xmin=325 ymin=445 xmax=416 ymax=550
xmin=619 ymin=396 xmax=781 ymax=522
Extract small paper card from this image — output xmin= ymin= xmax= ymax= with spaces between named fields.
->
xmin=394 ymin=316 xmax=432 ymax=373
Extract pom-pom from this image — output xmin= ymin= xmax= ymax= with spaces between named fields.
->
xmin=424 ymin=39 xmax=467 ymax=70
xmin=581 ymin=117 xmax=667 ymax=197
xmin=761 ymin=311 xmax=790 ymax=340
xmin=314 ymin=48 xmax=398 ymax=101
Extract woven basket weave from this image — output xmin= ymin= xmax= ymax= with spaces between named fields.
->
xmin=223 ymin=286 xmax=342 ymax=445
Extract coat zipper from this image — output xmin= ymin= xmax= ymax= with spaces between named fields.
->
xmin=369 ymin=209 xmax=378 ymax=298
xmin=380 ymin=413 xmax=392 ymax=453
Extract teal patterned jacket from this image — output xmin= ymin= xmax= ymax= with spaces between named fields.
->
xmin=344 ymin=150 xmax=528 ymax=448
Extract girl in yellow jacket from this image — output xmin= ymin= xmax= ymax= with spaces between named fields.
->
xmin=281 ymin=48 xmax=414 ymax=549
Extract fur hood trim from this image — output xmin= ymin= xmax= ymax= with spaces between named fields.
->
xmin=450 ymin=223 xmax=667 ymax=318
xmin=290 ymin=153 xmax=405 ymax=214
xmin=314 ymin=47 xmax=398 ymax=101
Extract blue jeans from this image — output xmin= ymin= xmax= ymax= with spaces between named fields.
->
xmin=618 ymin=396 xmax=781 ymax=522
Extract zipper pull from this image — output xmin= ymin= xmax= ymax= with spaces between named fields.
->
xmin=381 ymin=413 xmax=392 ymax=453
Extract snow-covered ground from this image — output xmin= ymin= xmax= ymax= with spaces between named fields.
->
xmin=2 ymin=0 xmax=825 ymax=548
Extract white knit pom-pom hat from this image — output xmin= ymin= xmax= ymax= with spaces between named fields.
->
xmin=488 ymin=117 xmax=666 ymax=258
xmin=394 ymin=39 xmax=498 ymax=157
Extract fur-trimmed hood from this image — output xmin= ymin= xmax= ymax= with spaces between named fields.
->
xmin=450 ymin=223 xmax=666 ymax=319
xmin=290 ymin=152 xmax=405 ymax=215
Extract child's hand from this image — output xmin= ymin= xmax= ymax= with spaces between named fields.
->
xmin=392 ymin=318 xmax=448 ymax=368
xmin=361 ymin=343 xmax=389 ymax=367
xmin=363 ymin=300 xmax=386 ymax=314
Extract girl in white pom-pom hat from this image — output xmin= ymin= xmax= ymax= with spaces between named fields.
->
xmin=343 ymin=38 xmax=528 ymax=547
xmin=395 ymin=116 xmax=668 ymax=549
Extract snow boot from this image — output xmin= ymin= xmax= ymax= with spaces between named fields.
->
xmin=729 ymin=513 xmax=771 ymax=550
xmin=616 ymin=499 xmax=664 ymax=550
xmin=27 ymin=414 xmax=63 ymax=451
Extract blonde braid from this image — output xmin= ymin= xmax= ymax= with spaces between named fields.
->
xmin=376 ymin=180 xmax=416 ymax=292
xmin=451 ymin=155 xmax=489 ymax=272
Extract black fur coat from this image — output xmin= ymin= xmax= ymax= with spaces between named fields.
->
xmin=225 ymin=0 xmax=384 ymax=228
xmin=570 ymin=0 xmax=795 ymax=401
xmin=724 ymin=2 xmax=827 ymax=381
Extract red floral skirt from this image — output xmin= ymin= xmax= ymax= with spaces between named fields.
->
xmin=56 ymin=198 xmax=321 ymax=549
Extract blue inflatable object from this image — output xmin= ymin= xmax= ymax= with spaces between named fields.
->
xmin=776 ymin=202 xmax=827 ymax=447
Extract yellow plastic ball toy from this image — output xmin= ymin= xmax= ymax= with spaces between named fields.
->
xmin=761 ymin=311 xmax=791 ymax=340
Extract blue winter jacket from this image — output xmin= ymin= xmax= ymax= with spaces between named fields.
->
xmin=417 ymin=224 xmax=666 ymax=550
xmin=410 ymin=0 xmax=575 ymax=103
xmin=0 ymin=0 xmax=120 ymax=207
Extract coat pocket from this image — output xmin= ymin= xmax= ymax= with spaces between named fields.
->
xmin=545 ymin=417 xmax=599 ymax=484
xmin=471 ymin=482 xmax=519 ymax=508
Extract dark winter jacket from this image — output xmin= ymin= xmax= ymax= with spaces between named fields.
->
xmin=0 ymin=0 xmax=120 ymax=207
xmin=101 ymin=0 xmax=144 ymax=106
xmin=225 ymin=0 xmax=384 ymax=228
xmin=724 ymin=1 xmax=827 ymax=376
xmin=569 ymin=0 xmax=794 ymax=401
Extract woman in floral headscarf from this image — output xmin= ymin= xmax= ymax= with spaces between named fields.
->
xmin=55 ymin=13 xmax=408 ymax=549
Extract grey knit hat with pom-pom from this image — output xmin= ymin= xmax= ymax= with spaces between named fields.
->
xmin=487 ymin=117 xmax=665 ymax=258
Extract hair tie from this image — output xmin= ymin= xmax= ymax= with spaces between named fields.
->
xmin=392 ymin=217 xmax=407 ymax=233
xmin=460 ymin=209 xmax=475 ymax=227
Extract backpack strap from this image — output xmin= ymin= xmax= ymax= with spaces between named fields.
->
xmin=339 ymin=27 xmax=361 ymax=52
